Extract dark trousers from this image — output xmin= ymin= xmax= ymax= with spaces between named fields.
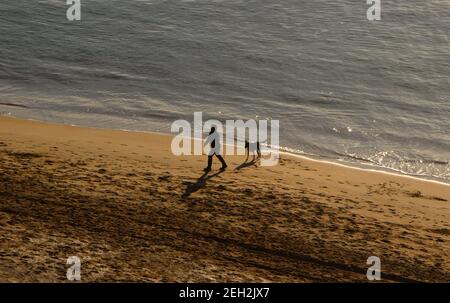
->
xmin=207 ymin=153 xmax=227 ymax=168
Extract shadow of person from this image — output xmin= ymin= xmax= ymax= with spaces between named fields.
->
xmin=235 ymin=158 xmax=258 ymax=171
xmin=182 ymin=170 xmax=224 ymax=198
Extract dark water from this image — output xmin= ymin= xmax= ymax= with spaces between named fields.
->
xmin=0 ymin=0 xmax=449 ymax=181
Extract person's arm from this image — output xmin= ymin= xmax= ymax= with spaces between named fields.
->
xmin=204 ymin=134 xmax=212 ymax=147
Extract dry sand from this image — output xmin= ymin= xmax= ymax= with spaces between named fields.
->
xmin=0 ymin=116 xmax=449 ymax=282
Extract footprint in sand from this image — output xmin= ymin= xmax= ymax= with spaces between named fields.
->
xmin=0 ymin=212 xmax=11 ymax=225
xmin=429 ymin=228 xmax=450 ymax=236
xmin=243 ymin=188 xmax=253 ymax=196
xmin=158 ymin=174 xmax=171 ymax=181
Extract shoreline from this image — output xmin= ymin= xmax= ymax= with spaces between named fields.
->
xmin=3 ymin=114 xmax=449 ymax=186
xmin=283 ymin=152 xmax=450 ymax=187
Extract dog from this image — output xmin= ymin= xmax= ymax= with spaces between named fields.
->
xmin=245 ymin=140 xmax=261 ymax=159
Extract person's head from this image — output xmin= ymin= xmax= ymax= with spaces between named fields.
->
xmin=210 ymin=126 xmax=216 ymax=134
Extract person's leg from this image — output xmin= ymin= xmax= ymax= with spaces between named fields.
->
xmin=216 ymin=154 xmax=227 ymax=169
xmin=204 ymin=155 xmax=213 ymax=171
xmin=245 ymin=141 xmax=249 ymax=160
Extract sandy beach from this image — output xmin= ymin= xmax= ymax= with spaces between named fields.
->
xmin=0 ymin=116 xmax=448 ymax=282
